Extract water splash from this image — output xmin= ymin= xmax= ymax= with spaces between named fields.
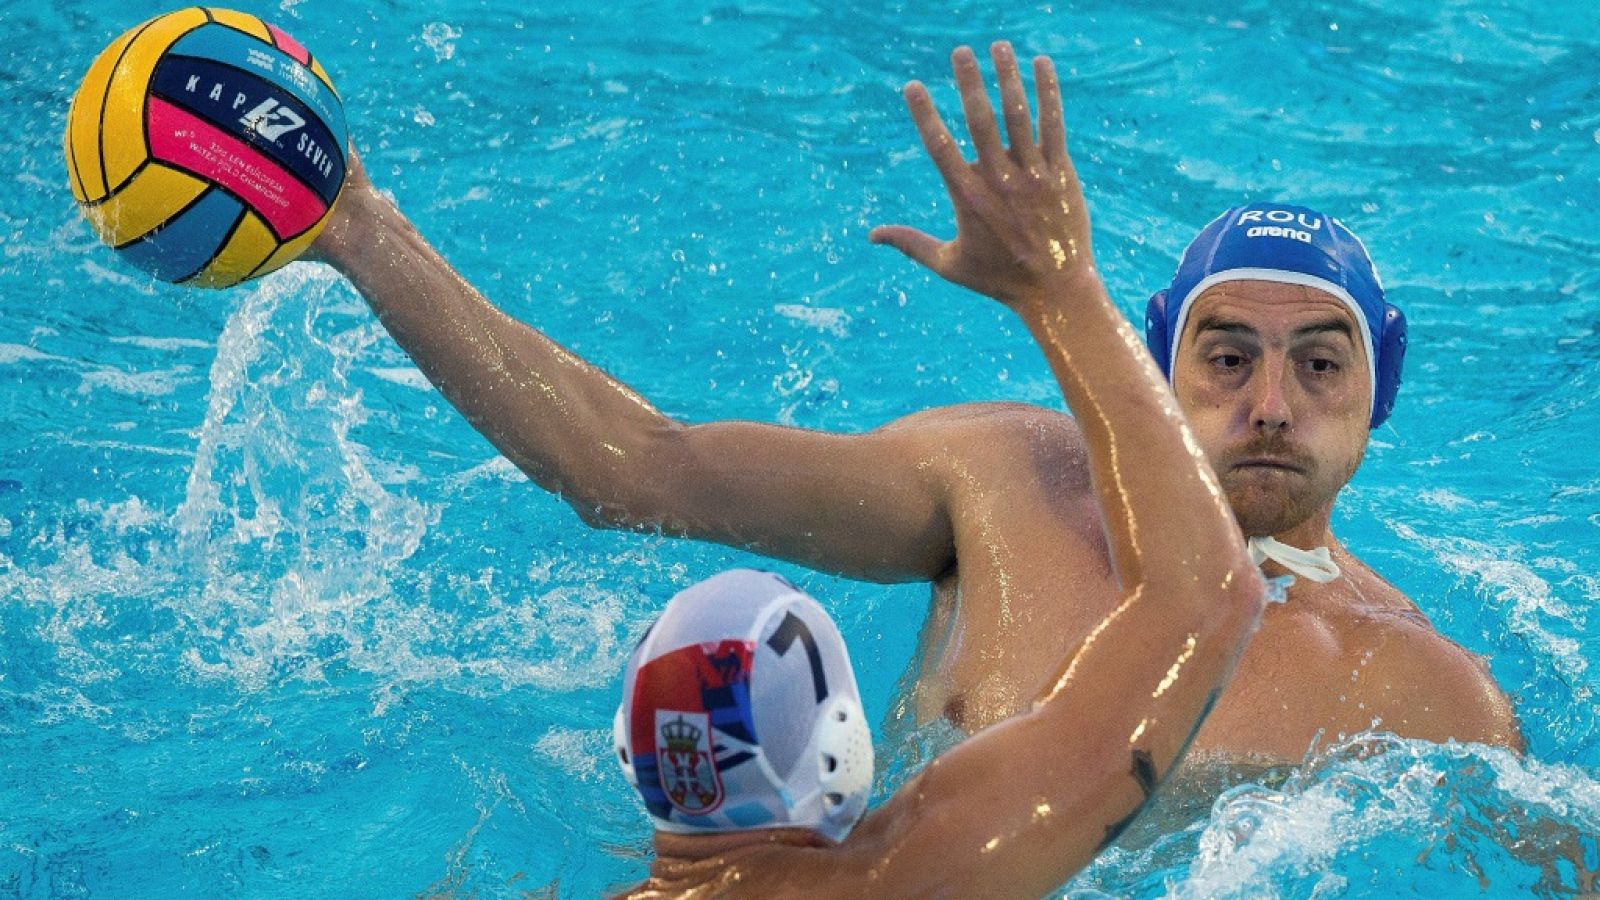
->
xmin=1175 ymin=736 xmax=1599 ymax=897
xmin=1070 ymin=734 xmax=1600 ymax=898
xmin=1391 ymin=521 xmax=1590 ymax=693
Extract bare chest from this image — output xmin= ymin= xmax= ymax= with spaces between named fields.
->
xmin=909 ymin=550 xmax=1435 ymax=761
xmin=1189 ymin=608 xmax=1379 ymax=760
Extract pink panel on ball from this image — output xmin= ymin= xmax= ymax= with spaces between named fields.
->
xmin=267 ymin=24 xmax=311 ymax=66
xmin=147 ymin=96 xmax=327 ymax=239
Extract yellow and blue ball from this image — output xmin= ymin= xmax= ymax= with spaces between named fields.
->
xmin=64 ymin=7 xmax=348 ymax=288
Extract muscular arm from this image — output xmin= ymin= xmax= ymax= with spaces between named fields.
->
xmin=768 ymin=44 xmax=1265 ymax=897
xmin=313 ymin=168 xmax=959 ymax=582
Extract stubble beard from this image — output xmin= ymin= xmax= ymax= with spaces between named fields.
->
xmin=1224 ymin=476 xmax=1325 ymax=538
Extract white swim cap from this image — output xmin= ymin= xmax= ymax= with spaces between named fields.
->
xmin=613 ymin=569 xmax=874 ymax=844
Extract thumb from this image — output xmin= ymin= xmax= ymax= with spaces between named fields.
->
xmin=869 ymin=225 xmax=946 ymax=273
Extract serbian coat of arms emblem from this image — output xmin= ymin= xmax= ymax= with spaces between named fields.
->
xmin=656 ymin=709 xmax=723 ymax=814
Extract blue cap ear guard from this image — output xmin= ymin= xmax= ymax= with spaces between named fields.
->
xmin=1142 ymin=204 xmax=1407 ymax=429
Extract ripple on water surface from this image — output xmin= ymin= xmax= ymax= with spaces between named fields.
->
xmin=2 ymin=0 xmax=1598 ymax=896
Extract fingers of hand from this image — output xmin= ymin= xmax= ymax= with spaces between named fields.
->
xmin=1033 ymin=56 xmax=1068 ymax=164
xmin=869 ymin=225 xmax=946 ymax=272
xmin=904 ymin=81 xmax=974 ymax=192
xmin=991 ymin=42 xmax=1041 ymax=167
xmin=951 ymin=46 xmax=1006 ymax=164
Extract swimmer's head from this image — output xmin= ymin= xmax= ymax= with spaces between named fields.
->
xmin=613 ymin=569 xmax=874 ymax=844
xmin=1144 ymin=203 xmax=1407 ymax=429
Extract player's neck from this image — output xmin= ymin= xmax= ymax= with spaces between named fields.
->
xmin=1247 ymin=505 xmax=1343 ymax=585
xmin=1260 ymin=505 xmax=1336 ymax=554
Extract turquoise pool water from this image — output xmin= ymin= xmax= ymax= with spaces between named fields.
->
xmin=3 ymin=0 xmax=1597 ymax=896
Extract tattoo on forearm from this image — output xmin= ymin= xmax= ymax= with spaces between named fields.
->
xmin=1099 ymin=749 xmax=1157 ymax=849
xmin=1098 ymin=688 xmax=1223 ymax=851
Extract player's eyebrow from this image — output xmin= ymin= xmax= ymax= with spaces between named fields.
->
xmin=1291 ymin=318 xmax=1354 ymax=341
xmin=1193 ymin=316 xmax=1255 ymax=337
xmin=1192 ymin=316 xmax=1354 ymax=341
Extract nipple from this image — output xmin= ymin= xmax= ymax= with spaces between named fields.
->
xmin=1247 ymin=536 xmax=1342 ymax=597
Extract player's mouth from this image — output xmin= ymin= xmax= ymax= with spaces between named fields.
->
xmin=1232 ymin=456 xmax=1305 ymax=474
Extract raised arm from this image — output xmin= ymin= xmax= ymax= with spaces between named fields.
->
xmin=793 ymin=43 xmax=1264 ymax=896
xmin=309 ymin=157 xmax=961 ymax=582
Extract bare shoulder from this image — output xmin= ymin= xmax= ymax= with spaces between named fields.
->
xmin=1339 ymin=569 xmax=1524 ymax=750
xmin=877 ymin=401 xmax=1092 ymax=493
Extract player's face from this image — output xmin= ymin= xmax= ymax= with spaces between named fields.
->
xmin=1170 ymin=281 xmax=1371 ymax=537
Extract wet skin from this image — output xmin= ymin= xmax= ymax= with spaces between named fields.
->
xmin=890 ymin=288 xmax=1517 ymax=758
xmin=319 ymin=43 xmax=1274 ymax=896
xmin=1174 ymin=282 xmax=1370 ymax=544
xmin=896 ymin=405 xmax=1519 ymax=761
xmin=312 ymin=80 xmax=1518 ymax=769
xmin=312 ymin=37 xmax=1518 ymax=897
xmin=904 ymin=283 xmax=1518 ymax=759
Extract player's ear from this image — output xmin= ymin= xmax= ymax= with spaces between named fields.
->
xmin=1144 ymin=290 xmax=1172 ymax=377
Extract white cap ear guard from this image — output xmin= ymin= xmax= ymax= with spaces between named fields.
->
xmin=815 ymin=695 xmax=874 ymax=828
xmin=613 ymin=704 xmax=637 ymax=789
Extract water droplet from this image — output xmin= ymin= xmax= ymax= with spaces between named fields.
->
xmin=420 ymin=22 xmax=462 ymax=62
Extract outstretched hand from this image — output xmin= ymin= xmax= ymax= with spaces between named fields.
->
xmin=870 ymin=42 xmax=1097 ymax=309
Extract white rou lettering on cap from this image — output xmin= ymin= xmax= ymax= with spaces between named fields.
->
xmin=1237 ymin=209 xmax=1324 ymax=230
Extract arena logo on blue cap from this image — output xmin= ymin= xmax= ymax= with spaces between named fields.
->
xmin=1143 ymin=203 xmax=1408 ymax=429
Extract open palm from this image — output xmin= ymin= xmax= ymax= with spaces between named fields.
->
xmin=871 ymin=43 xmax=1098 ymax=310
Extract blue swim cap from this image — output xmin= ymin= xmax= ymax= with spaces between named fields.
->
xmin=1143 ymin=203 xmax=1407 ymax=428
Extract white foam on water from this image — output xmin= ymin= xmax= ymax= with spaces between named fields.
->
xmin=0 ymin=534 xmax=140 ymax=688
xmin=108 ymin=336 xmax=214 ymax=351
xmin=0 ymin=517 xmax=166 ymax=624
xmin=0 ymin=343 xmax=57 ymax=366
xmin=366 ymin=366 xmax=435 ymax=390
xmin=1415 ymin=487 xmax=1476 ymax=512
xmin=771 ymin=339 xmax=842 ymax=426
xmin=418 ymin=22 xmax=463 ymax=63
xmin=77 ymin=364 xmax=194 ymax=398
xmin=1168 ymin=736 xmax=1600 ymax=898
xmin=28 ymin=684 xmax=114 ymax=727
xmin=88 ymin=496 xmax=162 ymax=532
xmin=1391 ymin=521 xmax=1590 ymax=690
xmin=533 ymin=726 xmax=611 ymax=784
xmin=773 ymin=302 xmax=853 ymax=337
xmin=78 ymin=260 xmax=157 ymax=295
xmin=49 ymin=435 xmax=194 ymax=459
xmin=442 ymin=566 xmax=639 ymax=694
xmin=441 ymin=456 xmax=524 ymax=490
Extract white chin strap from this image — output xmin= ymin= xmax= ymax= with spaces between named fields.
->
xmin=1248 ymin=536 xmax=1341 ymax=585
